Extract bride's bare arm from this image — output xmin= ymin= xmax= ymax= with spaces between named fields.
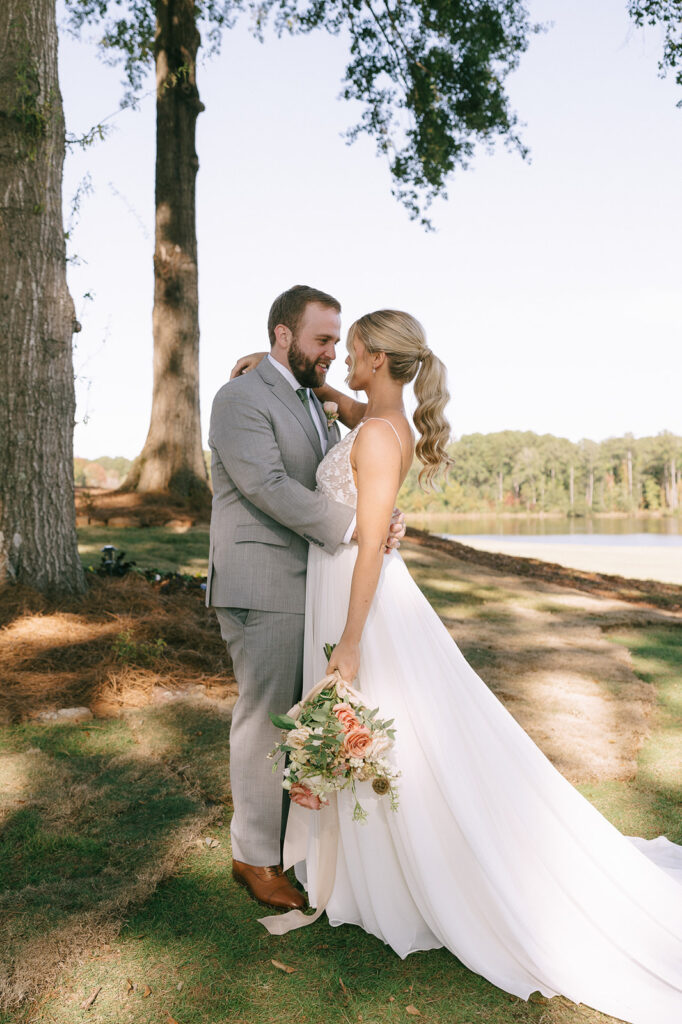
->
xmin=313 ymin=383 xmax=367 ymax=429
xmin=327 ymin=421 xmax=402 ymax=682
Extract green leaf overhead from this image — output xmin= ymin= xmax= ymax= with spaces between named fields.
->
xmin=629 ymin=1 xmax=682 ymax=104
xmin=64 ymin=0 xmax=539 ymax=224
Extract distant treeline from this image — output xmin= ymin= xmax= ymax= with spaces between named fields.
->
xmin=75 ymin=430 xmax=682 ymax=516
xmin=399 ymin=430 xmax=682 ymax=515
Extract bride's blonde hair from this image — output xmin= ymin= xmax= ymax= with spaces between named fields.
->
xmin=347 ymin=310 xmax=453 ymax=488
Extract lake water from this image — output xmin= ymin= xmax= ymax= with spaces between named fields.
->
xmin=406 ymin=515 xmax=682 ymax=584
xmin=407 ymin=515 xmax=682 ymax=547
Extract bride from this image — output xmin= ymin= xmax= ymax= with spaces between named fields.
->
xmin=237 ymin=310 xmax=682 ymax=1024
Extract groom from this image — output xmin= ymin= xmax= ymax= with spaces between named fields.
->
xmin=208 ymin=285 xmax=399 ymax=911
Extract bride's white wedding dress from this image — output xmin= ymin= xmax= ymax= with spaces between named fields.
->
xmin=284 ymin=420 xmax=682 ymax=1024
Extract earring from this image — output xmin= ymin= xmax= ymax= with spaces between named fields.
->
xmin=372 ymin=366 xmax=376 ymax=374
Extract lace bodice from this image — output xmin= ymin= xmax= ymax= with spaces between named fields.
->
xmin=316 ymin=422 xmax=362 ymax=507
xmin=316 ymin=418 xmax=403 ymax=507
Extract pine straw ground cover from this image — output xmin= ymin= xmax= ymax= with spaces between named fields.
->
xmin=0 ymin=535 xmax=681 ymax=1024
xmin=0 ymin=570 xmax=234 ymax=723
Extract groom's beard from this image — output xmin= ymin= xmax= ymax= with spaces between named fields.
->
xmin=288 ymin=335 xmax=329 ymax=389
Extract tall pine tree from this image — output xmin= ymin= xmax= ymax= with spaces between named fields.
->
xmin=0 ymin=0 xmax=85 ymax=595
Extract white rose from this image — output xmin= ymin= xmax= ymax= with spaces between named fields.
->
xmin=287 ymin=727 xmax=310 ymax=749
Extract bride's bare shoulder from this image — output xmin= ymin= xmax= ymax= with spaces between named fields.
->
xmin=356 ymin=415 xmax=414 ymax=459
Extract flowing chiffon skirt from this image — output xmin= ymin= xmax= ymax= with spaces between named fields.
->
xmin=287 ymin=543 xmax=682 ymax=1024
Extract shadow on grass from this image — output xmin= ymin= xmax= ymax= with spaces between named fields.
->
xmin=0 ymin=701 xmax=231 ymax=1011
xmin=29 ymin=832 xmax=606 ymax=1024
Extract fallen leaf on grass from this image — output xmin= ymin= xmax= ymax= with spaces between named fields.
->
xmin=126 ymin=978 xmax=134 ymax=994
xmin=388 ymin=995 xmax=395 ymax=1002
xmin=176 ymin=981 xmax=184 ymax=991
xmin=406 ymin=1006 xmax=422 ymax=1016
xmin=166 ymin=1013 xmax=181 ymax=1024
xmin=142 ymin=984 xmax=152 ymax=998
xmin=204 ymin=837 xmax=220 ymax=848
xmin=80 ymin=986 xmax=102 ymax=1010
xmin=271 ymin=959 xmax=296 ymax=974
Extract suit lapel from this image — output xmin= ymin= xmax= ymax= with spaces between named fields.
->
xmin=257 ymin=359 xmax=323 ymax=459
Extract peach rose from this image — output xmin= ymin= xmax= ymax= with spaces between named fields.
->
xmin=289 ymin=783 xmax=322 ymax=810
xmin=343 ymin=725 xmax=372 ymax=758
xmin=323 ymin=401 xmax=339 ymax=426
xmin=333 ymin=702 xmax=360 ymax=733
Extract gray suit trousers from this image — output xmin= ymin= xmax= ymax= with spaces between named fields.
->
xmin=215 ymin=605 xmax=305 ymax=866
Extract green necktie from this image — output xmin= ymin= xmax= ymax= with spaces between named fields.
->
xmin=296 ymin=387 xmax=316 ymax=427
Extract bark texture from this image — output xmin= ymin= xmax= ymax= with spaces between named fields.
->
xmin=0 ymin=0 xmax=85 ymax=594
xmin=123 ymin=0 xmax=211 ymax=507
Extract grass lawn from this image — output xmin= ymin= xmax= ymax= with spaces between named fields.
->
xmin=77 ymin=527 xmax=210 ymax=576
xmin=2 ymin=536 xmax=681 ymax=1024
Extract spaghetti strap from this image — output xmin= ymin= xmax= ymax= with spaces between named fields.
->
xmin=357 ymin=417 xmax=403 ymax=453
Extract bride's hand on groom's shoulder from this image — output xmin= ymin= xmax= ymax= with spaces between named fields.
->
xmin=230 ymin=351 xmax=267 ymax=379
xmin=327 ymin=637 xmax=360 ymax=683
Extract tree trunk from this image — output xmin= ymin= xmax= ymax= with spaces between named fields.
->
xmin=0 ymin=0 xmax=85 ymax=595
xmin=122 ymin=0 xmax=211 ymax=508
xmin=569 ymin=464 xmax=574 ymax=508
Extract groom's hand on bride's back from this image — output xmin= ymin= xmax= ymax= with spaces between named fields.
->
xmin=389 ymin=508 xmax=406 ymax=548
xmin=352 ymin=508 xmax=405 ymax=552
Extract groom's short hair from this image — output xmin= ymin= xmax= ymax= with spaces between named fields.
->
xmin=268 ymin=285 xmax=341 ymax=346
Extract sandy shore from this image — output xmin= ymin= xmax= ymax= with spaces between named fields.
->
xmin=445 ymin=538 xmax=682 ymax=585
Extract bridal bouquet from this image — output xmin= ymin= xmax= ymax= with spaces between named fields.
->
xmin=269 ymin=646 xmax=400 ymax=822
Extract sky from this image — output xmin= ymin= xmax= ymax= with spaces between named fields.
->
xmin=57 ymin=0 xmax=682 ymax=461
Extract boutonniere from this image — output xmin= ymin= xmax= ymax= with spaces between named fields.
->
xmin=323 ymin=401 xmax=339 ymax=428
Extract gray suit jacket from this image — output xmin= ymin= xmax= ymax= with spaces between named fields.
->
xmin=206 ymin=358 xmax=355 ymax=613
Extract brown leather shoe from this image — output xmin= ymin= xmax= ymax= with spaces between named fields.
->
xmin=232 ymin=860 xmax=306 ymax=910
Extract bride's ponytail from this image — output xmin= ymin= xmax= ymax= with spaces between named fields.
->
xmin=412 ymin=350 xmax=453 ymax=488
xmin=347 ymin=310 xmax=453 ymax=489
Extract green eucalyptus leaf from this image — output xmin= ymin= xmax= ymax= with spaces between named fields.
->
xmin=270 ymin=713 xmax=297 ymax=730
